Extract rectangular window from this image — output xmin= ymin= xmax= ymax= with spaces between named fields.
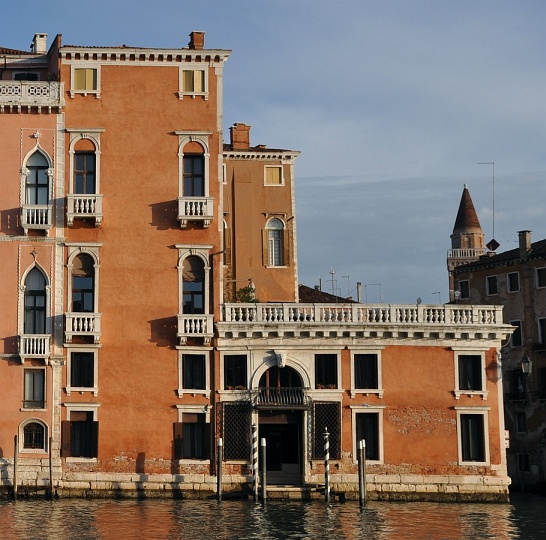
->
xmin=70 ymin=352 xmax=95 ymax=388
xmin=508 ymin=369 xmax=526 ymax=400
xmin=511 ymin=320 xmax=523 ymax=347
xmin=183 ymin=155 xmax=205 ymax=197
xmin=182 ymin=354 xmax=206 ymax=390
xmin=507 ymin=272 xmax=520 ymax=293
xmin=458 ymin=354 xmax=483 ymax=391
xmin=356 ymin=412 xmax=380 ymax=461
xmin=486 ymin=275 xmax=498 ymax=295
xmin=23 ymin=369 xmax=45 ymax=409
xmin=315 ymin=354 xmax=338 ymax=389
xmin=61 ymin=412 xmax=99 ymax=458
xmin=224 ymin=354 xmax=247 ymax=390
xmin=74 ymin=68 xmax=97 ymax=91
xmin=174 ymin=414 xmax=209 ymax=460
xmin=458 ymin=280 xmax=470 ymax=299
xmin=183 ymin=70 xmax=205 ymax=93
xmin=517 ymin=453 xmax=530 ymax=472
xmin=539 ymin=367 xmax=546 ymax=399
xmin=264 ymin=166 xmax=283 ymax=186
xmin=460 ymin=413 xmax=486 ymax=463
xmin=74 ymin=152 xmax=96 ymax=194
xmin=516 ymin=412 xmax=527 ymax=433
xmin=354 ymin=354 xmax=379 ymax=389
xmin=537 ymin=267 xmax=546 ymax=288
xmin=539 ymin=318 xmax=546 ymax=345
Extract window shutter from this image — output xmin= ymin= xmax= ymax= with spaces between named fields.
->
xmin=91 ymin=421 xmax=99 ymax=458
xmin=283 ymin=229 xmax=291 ymax=266
xmin=224 ymin=226 xmax=232 ymax=266
xmin=262 ymin=229 xmax=269 ymax=266
xmin=60 ymin=421 xmax=72 ymax=457
xmin=173 ymin=422 xmax=184 ymax=459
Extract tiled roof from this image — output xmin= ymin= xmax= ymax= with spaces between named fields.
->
xmin=0 ymin=47 xmax=34 ymax=55
xmin=298 ymin=284 xmax=356 ymax=303
xmin=223 ymin=143 xmax=296 ymax=153
xmin=453 ymin=185 xmax=482 ymax=232
xmin=455 ymin=238 xmax=546 ymax=272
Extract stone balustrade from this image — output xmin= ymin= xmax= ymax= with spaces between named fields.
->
xmin=0 ymin=81 xmax=64 ymax=111
xmin=177 ymin=314 xmax=214 ymax=344
xmin=65 ymin=313 xmax=102 ymax=343
xmin=67 ymin=194 xmax=103 ymax=226
xmin=21 ymin=204 xmax=52 ymax=233
xmin=19 ymin=335 xmax=51 ymax=360
xmin=177 ymin=196 xmax=213 ymax=228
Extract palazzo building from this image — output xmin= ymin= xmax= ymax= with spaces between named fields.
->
xmin=0 ymin=32 xmax=513 ymax=501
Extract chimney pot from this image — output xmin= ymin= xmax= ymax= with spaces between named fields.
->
xmin=518 ymin=230 xmax=531 ymax=255
xmin=31 ymin=33 xmax=48 ymax=54
xmin=230 ymin=123 xmax=251 ymax=150
xmin=188 ymin=31 xmax=205 ymax=50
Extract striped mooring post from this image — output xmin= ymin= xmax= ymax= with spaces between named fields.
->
xmin=252 ymin=424 xmax=259 ymax=501
xmin=324 ymin=427 xmax=330 ymax=503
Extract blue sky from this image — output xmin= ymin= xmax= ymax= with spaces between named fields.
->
xmin=3 ymin=1 xmax=545 ymax=303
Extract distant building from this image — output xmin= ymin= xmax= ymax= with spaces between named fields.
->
xmin=450 ymin=187 xmax=546 ymax=490
xmin=0 ymin=33 xmax=513 ymax=502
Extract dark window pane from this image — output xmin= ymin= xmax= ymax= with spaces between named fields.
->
xmin=461 ymin=414 xmax=485 ymax=462
xmin=23 ymin=422 xmax=45 ymax=449
xmin=458 ymin=355 xmax=482 ymax=391
xmin=355 ymin=354 xmax=378 ymax=389
xmin=183 ymin=354 xmax=206 ymax=390
xmin=224 ymin=354 xmax=247 ymax=389
xmin=71 ymin=352 xmax=95 ymax=388
xmin=315 ymin=354 xmax=337 ymax=388
xmin=356 ymin=412 xmax=379 ymax=460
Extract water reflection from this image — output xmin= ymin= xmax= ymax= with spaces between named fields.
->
xmin=1 ymin=494 xmax=545 ymax=539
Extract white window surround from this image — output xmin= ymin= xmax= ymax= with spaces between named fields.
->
xmin=174 ymin=404 xmax=211 ymax=464
xmin=18 ymin=418 xmax=49 ymax=454
xmin=455 ymin=406 xmax=490 ymax=466
xmin=177 ymin=349 xmax=211 ymax=398
xmin=66 ymin=128 xmax=104 ymax=194
xmin=536 ymin=267 xmax=546 ymax=289
xmin=65 ymin=345 xmax=100 ymax=397
xmin=21 ymin=366 xmax=47 ymax=411
xmin=349 ymin=347 xmax=384 ymax=398
xmin=507 ymin=272 xmax=520 ymax=293
xmin=264 ymin=217 xmax=287 ymax=268
xmin=313 ymin=351 xmax=342 ymax=391
xmin=452 ymin=348 xmax=488 ymax=400
xmin=18 ymin=262 xmax=52 ymax=364
xmin=219 ymin=352 xmax=249 ymax=397
xmin=69 ymin=64 xmax=101 ymax=98
xmin=178 ymin=65 xmax=209 ymax=100
xmin=264 ymin=165 xmax=284 ymax=186
xmin=486 ymin=275 xmax=498 ymax=296
xmin=350 ymin=405 xmax=386 ymax=464
xmin=63 ymin=403 xmax=100 ymax=463
xmin=176 ymin=245 xmax=213 ymax=316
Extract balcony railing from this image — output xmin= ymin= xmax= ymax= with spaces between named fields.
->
xmin=65 ymin=312 xmax=102 ymax=343
xmin=67 ymin=194 xmax=103 ymax=226
xmin=21 ymin=204 xmax=53 ymax=234
xmin=447 ymin=248 xmax=486 ymax=259
xmin=177 ymin=196 xmax=214 ymax=228
xmin=252 ymin=387 xmax=311 ymax=408
xmin=0 ymin=81 xmax=64 ymax=110
xmin=19 ymin=335 xmax=51 ymax=360
xmin=177 ymin=314 xmax=214 ymax=344
xmin=222 ymin=303 xmax=504 ymax=326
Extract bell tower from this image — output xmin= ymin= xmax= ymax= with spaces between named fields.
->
xmin=447 ymin=184 xmax=485 ymax=300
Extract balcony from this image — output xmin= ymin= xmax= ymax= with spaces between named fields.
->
xmin=67 ymin=194 xmax=103 ymax=226
xmin=65 ymin=313 xmax=102 ymax=343
xmin=19 ymin=335 xmax=51 ymax=361
xmin=21 ymin=204 xmax=53 ymax=234
xmin=252 ymin=387 xmax=311 ymax=409
xmin=218 ymin=303 xmax=509 ymax=340
xmin=177 ymin=314 xmax=214 ymax=345
xmin=177 ymin=197 xmax=213 ymax=228
xmin=0 ymin=81 xmax=64 ymax=112
xmin=447 ymin=248 xmax=486 ymax=259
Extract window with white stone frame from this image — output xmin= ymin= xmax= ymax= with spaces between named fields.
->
xmin=486 ymin=275 xmax=498 ymax=296
xmin=174 ymin=404 xmax=211 ymax=461
xmin=456 ymin=407 xmax=490 ymax=465
xmin=177 ymin=349 xmax=211 ymax=398
xmin=537 ymin=267 xmax=546 ymax=289
xmin=264 ymin=165 xmax=284 ymax=186
xmin=351 ymin=406 xmax=385 ymax=464
xmin=66 ymin=347 xmax=99 ymax=396
xmin=453 ymin=350 xmax=488 ymax=400
xmin=61 ymin=404 xmax=100 ymax=461
xmin=178 ymin=66 xmax=208 ymax=99
xmin=350 ymin=349 xmax=384 ymax=397
xmin=19 ymin=419 xmax=48 ymax=453
xmin=507 ymin=272 xmax=520 ymax=293
xmin=70 ymin=65 xmax=100 ymax=97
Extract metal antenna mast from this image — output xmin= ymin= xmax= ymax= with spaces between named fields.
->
xmin=478 ymin=162 xmax=495 ymax=240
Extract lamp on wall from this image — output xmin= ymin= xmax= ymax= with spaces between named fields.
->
xmin=521 ymin=355 xmax=533 ymax=375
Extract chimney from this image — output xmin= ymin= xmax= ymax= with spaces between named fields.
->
xmin=230 ymin=123 xmax=251 ymax=150
xmin=188 ymin=31 xmax=205 ymax=50
xmin=518 ymin=230 xmax=532 ymax=256
xmin=31 ymin=33 xmax=48 ymax=54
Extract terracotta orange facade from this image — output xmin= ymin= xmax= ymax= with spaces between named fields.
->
xmin=1 ymin=32 xmax=513 ymax=501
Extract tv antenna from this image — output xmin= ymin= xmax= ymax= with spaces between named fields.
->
xmin=478 ymin=162 xmax=499 ymax=251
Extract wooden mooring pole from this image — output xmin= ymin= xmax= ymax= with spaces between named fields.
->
xmin=358 ymin=439 xmax=367 ymax=505
xmin=49 ymin=436 xmax=54 ymax=500
xmin=260 ymin=438 xmax=267 ymax=504
xmin=324 ymin=428 xmax=330 ymax=503
xmin=13 ymin=435 xmax=18 ymax=500
xmin=217 ymin=438 xmax=223 ymax=501
xmin=252 ymin=425 xmax=259 ymax=502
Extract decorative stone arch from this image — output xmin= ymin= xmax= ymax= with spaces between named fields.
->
xmin=66 ymin=128 xmax=104 ymax=195
xmin=18 ymin=418 xmax=49 ymax=453
xmin=176 ymin=131 xmax=212 ymax=197
xmin=263 ymin=217 xmax=289 ymax=267
xmin=250 ymin=352 xmax=311 ymax=389
xmin=20 ymin=144 xmax=54 ymax=205
xmin=19 ymin=262 xmax=52 ymax=336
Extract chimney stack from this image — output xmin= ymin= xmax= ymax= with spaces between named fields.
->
xmin=188 ymin=31 xmax=205 ymax=50
xmin=518 ymin=230 xmax=532 ymax=256
xmin=230 ymin=123 xmax=251 ymax=150
xmin=31 ymin=33 xmax=48 ymax=54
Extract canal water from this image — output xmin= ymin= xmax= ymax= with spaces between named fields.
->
xmin=1 ymin=493 xmax=545 ymax=539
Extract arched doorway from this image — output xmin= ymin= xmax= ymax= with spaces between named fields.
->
xmin=257 ymin=366 xmax=307 ymax=485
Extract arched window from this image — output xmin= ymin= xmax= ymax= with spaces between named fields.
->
xmin=72 ymin=254 xmax=95 ymax=312
xmin=264 ymin=218 xmax=285 ymax=267
xmin=23 ymin=421 xmax=46 ymax=450
xmin=183 ymin=256 xmax=205 ymax=314
xmin=74 ymin=139 xmax=96 ymax=194
xmin=24 ymin=268 xmax=46 ymax=334
xmin=25 ymin=152 xmax=49 ymax=205
xmin=183 ymin=154 xmax=205 ymax=196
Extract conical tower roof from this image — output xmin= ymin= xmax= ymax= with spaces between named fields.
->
xmin=453 ymin=184 xmax=482 ymax=233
